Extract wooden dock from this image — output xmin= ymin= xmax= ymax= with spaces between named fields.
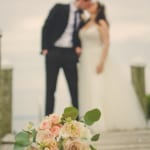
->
xmin=98 ymin=129 xmax=150 ymax=150
xmin=0 ymin=134 xmax=14 ymax=150
xmin=0 ymin=129 xmax=150 ymax=150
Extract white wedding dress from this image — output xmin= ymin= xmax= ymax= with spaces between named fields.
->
xmin=78 ymin=25 xmax=147 ymax=131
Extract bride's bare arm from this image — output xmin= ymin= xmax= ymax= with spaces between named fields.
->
xmin=96 ymin=19 xmax=110 ymax=74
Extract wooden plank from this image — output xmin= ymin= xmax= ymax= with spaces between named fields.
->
xmin=0 ymin=134 xmax=15 ymax=150
xmin=1 ymin=129 xmax=150 ymax=150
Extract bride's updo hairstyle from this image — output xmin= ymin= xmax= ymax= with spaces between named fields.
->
xmin=95 ymin=2 xmax=109 ymax=26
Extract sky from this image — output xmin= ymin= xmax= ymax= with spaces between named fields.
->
xmin=0 ymin=0 xmax=150 ymax=131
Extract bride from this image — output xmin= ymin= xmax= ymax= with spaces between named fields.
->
xmin=78 ymin=1 xmax=146 ymax=131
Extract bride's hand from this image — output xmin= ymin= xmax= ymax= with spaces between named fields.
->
xmin=75 ymin=47 xmax=82 ymax=56
xmin=96 ymin=63 xmax=104 ymax=74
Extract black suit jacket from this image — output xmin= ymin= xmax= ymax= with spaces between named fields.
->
xmin=41 ymin=4 xmax=82 ymax=52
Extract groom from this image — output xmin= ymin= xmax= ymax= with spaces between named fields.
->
xmin=41 ymin=0 xmax=91 ymax=115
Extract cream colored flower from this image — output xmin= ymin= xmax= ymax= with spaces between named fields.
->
xmin=36 ymin=129 xmax=51 ymax=143
xmin=61 ymin=121 xmax=81 ymax=138
xmin=23 ymin=122 xmax=34 ymax=132
xmin=79 ymin=123 xmax=92 ymax=140
xmin=46 ymin=139 xmax=59 ymax=150
xmin=63 ymin=139 xmax=90 ymax=150
xmin=44 ymin=148 xmax=50 ymax=150
xmin=37 ymin=136 xmax=58 ymax=150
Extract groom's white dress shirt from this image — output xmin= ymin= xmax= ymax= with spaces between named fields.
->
xmin=54 ymin=3 xmax=80 ymax=48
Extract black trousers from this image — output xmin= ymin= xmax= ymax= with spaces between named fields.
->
xmin=45 ymin=47 xmax=78 ymax=115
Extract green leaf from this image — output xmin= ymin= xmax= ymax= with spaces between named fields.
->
xmin=58 ymin=138 xmax=64 ymax=150
xmin=91 ymin=134 xmax=100 ymax=141
xmin=15 ymin=131 xmax=31 ymax=146
xmin=84 ymin=109 xmax=101 ymax=125
xmin=62 ymin=107 xmax=78 ymax=120
xmin=32 ymin=129 xmax=37 ymax=142
xmin=90 ymin=145 xmax=96 ymax=150
xmin=14 ymin=144 xmax=26 ymax=150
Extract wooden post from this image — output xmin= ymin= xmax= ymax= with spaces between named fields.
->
xmin=131 ymin=64 xmax=148 ymax=119
xmin=0 ymin=68 xmax=13 ymax=139
xmin=0 ymin=29 xmax=2 ymax=69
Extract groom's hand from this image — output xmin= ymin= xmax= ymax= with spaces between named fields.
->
xmin=42 ymin=49 xmax=48 ymax=55
xmin=75 ymin=47 xmax=82 ymax=57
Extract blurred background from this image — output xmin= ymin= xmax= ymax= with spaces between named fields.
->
xmin=0 ymin=0 xmax=150 ymax=133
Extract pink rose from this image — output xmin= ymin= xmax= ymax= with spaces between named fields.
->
xmin=50 ymin=125 xmax=61 ymax=137
xmin=39 ymin=119 xmax=51 ymax=130
xmin=49 ymin=114 xmax=60 ymax=125
xmin=63 ymin=139 xmax=90 ymax=150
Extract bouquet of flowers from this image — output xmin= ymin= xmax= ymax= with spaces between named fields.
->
xmin=14 ymin=107 xmax=101 ymax=150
